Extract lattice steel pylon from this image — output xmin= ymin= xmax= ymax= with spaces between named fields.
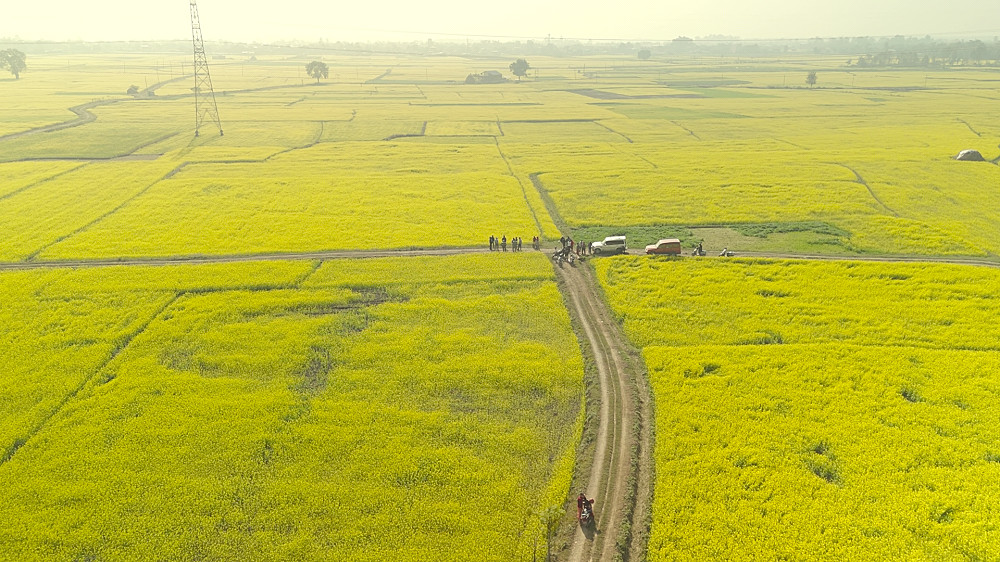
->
xmin=190 ymin=0 xmax=223 ymax=136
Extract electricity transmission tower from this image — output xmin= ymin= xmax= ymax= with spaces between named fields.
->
xmin=190 ymin=0 xmax=223 ymax=136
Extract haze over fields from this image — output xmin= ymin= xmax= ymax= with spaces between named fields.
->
xmin=3 ymin=0 xmax=1000 ymax=43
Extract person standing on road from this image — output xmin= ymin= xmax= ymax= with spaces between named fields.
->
xmin=489 ymin=235 xmax=495 ymax=251
xmin=501 ymin=235 xmax=507 ymax=252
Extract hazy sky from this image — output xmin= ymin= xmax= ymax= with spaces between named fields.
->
xmin=3 ymin=0 xmax=999 ymax=43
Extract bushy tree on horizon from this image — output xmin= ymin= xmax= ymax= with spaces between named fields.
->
xmin=1 ymin=49 xmax=26 ymax=79
xmin=510 ymin=58 xmax=530 ymax=81
xmin=306 ymin=60 xmax=329 ymax=84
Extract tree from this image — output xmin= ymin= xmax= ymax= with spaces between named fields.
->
xmin=672 ymin=36 xmax=694 ymax=52
xmin=806 ymin=71 xmax=817 ymax=87
xmin=127 ymin=85 xmax=140 ymax=96
xmin=0 ymin=49 xmax=26 ymax=80
xmin=306 ymin=60 xmax=328 ymax=84
xmin=509 ymin=58 xmax=530 ymax=81
xmin=638 ymin=49 xmax=651 ymax=60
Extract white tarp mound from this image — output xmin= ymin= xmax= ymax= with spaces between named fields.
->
xmin=955 ymin=149 xmax=986 ymax=161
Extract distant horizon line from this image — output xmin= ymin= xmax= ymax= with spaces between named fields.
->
xmin=3 ymin=29 xmax=1000 ymax=47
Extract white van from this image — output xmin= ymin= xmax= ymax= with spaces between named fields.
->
xmin=592 ymin=235 xmax=627 ymax=256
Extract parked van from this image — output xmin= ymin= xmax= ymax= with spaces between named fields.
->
xmin=645 ymin=238 xmax=682 ymax=255
xmin=592 ymin=235 xmax=627 ymax=256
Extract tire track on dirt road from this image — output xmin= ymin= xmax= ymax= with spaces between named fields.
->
xmin=558 ymin=260 xmax=653 ymax=562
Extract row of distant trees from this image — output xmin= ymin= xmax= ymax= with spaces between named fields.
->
xmin=850 ymin=40 xmax=1000 ymax=67
xmin=8 ymin=36 xmax=1000 ymax=62
xmin=632 ymin=38 xmax=1000 ymax=67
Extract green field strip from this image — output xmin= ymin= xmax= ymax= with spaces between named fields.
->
xmin=528 ymin=173 xmax=571 ymax=237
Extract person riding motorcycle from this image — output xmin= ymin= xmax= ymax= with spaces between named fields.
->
xmin=577 ymin=492 xmax=595 ymax=522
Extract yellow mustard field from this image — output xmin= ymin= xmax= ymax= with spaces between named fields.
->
xmin=595 ymin=256 xmax=1000 ymax=559
xmin=4 ymin=49 xmax=1000 ymax=559
xmin=0 ymin=253 xmax=582 ymax=560
xmin=4 ymin=54 xmax=1000 ymax=258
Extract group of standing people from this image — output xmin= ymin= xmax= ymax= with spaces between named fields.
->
xmin=489 ymin=235 xmax=528 ymax=252
xmin=559 ymin=236 xmax=593 ymax=256
xmin=489 ymin=235 xmax=585 ymax=253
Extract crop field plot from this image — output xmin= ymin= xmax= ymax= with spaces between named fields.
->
xmin=647 ymin=344 xmax=1000 ymax=560
xmin=40 ymin=170 xmax=538 ymax=258
xmin=39 ymin=140 xmax=545 ymax=258
xmin=0 ymin=254 xmax=583 ymax=560
xmin=319 ymin=118 xmax=427 ymax=142
xmin=0 ymin=118 xmax=180 ymax=163
xmin=0 ymin=261 xmax=312 ymax=458
xmin=500 ymin=120 xmax=629 ymax=144
xmin=0 ymin=161 xmax=85 ymax=198
xmin=595 ymin=257 xmax=1000 ymax=559
xmin=536 ymin=153 xmax=878 ymax=228
xmin=5 ymin=54 xmax=998 ymax=257
xmin=424 ymin=121 xmax=501 ymax=137
xmin=0 ymin=160 xmax=181 ymax=261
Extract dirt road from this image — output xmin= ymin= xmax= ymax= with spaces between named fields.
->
xmin=556 ymin=259 xmax=653 ymax=562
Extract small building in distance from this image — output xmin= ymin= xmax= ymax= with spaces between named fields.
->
xmin=465 ymin=70 xmax=507 ymax=84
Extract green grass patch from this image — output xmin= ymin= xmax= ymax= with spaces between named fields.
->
xmin=733 ymin=221 xmax=851 ymax=239
xmin=692 ymin=224 xmax=854 ymax=255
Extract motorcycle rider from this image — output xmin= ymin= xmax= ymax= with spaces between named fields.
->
xmin=577 ymin=492 xmax=594 ymax=521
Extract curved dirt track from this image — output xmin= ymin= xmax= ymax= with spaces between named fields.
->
xmin=556 ymin=259 xmax=653 ymax=562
